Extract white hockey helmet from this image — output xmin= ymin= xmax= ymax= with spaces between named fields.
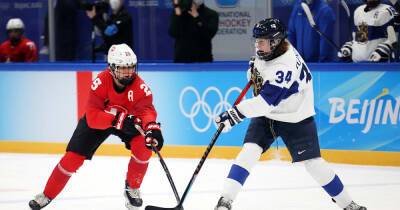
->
xmin=107 ymin=44 xmax=138 ymax=85
xmin=6 ymin=18 xmax=25 ymax=31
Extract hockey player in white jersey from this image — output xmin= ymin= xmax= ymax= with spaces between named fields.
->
xmin=214 ymin=18 xmax=367 ymax=210
xmin=338 ymin=0 xmax=397 ymax=62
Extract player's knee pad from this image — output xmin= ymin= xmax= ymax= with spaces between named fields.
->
xmin=234 ymin=143 xmax=263 ymax=171
xmin=303 ymin=157 xmax=335 ymax=185
xmin=130 ymin=135 xmax=151 ymax=164
xmin=58 ymin=151 xmax=85 ymax=175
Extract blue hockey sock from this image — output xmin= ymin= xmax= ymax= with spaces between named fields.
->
xmin=227 ymin=164 xmax=250 ymax=185
xmin=304 ymin=158 xmax=352 ymax=208
xmin=221 ymin=143 xmax=262 ymax=201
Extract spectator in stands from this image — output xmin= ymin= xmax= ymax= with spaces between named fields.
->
xmin=338 ymin=0 xmax=398 ymax=62
xmin=86 ymin=0 xmax=133 ymax=54
xmin=288 ymin=0 xmax=336 ymax=62
xmin=169 ymin=0 xmax=219 ymax=63
xmin=0 ymin=18 xmax=38 ymax=62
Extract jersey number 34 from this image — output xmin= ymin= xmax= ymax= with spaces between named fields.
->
xmin=275 ymin=70 xmax=292 ymax=84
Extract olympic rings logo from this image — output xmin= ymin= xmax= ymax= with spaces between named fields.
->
xmin=179 ymin=86 xmax=245 ymax=132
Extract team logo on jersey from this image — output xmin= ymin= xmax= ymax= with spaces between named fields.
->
xmin=179 ymin=86 xmax=245 ymax=132
xmin=355 ymin=23 xmax=368 ymax=43
xmin=250 ymin=67 xmax=263 ymax=96
xmin=128 ymin=90 xmax=134 ymax=102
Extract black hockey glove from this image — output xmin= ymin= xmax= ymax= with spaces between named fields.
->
xmin=112 ymin=112 xmax=142 ymax=136
xmin=215 ymin=106 xmax=245 ymax=132
xmin=144 ymin=122 xmax=164 ymax=151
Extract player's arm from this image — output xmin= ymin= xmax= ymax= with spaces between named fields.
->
xmin=216 ymin=65 xmax=301 ymax=131
xmin=238 ymin=67 xmax=300 ymax=118
xmin=132 ymin=83 xmax=164 ymax=150
xmin=24 ymin=41 xmax=38 ymax=62
xmin=132 ymin=83 xmax=157 ymax=128
xmin=369 ymin=6 xmax=398 ymax=62
xmin=0 ymin=44 xmax=5 ymax=62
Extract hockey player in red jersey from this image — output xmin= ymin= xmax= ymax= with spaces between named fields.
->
xmin=0 ymin=18 xmax=38 ymax=62
xmin=29 ymin=43 xmax=164 ymax=210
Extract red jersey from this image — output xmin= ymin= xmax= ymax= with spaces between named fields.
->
xmin=0 ymin=37 xmax=38 ymax=62
xmin=86 ymin=69 xmax=157 ymax=130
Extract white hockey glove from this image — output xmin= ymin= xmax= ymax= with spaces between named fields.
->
xmin=215 ymin=106 xmax=245 ymax=132
xmin=369 ymin=43 xmax=392 ymax=62
xmin=337 ymin=41 xmax=353 ymax=58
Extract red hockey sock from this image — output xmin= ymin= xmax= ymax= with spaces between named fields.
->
xmin=43 ymin=152 xmax=85 ymax=199
xmin=126 ymin=135 xmax=152 ymax=189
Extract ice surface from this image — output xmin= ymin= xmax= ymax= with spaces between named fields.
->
xmin=0 ymin=153 xmax=399 ymax=210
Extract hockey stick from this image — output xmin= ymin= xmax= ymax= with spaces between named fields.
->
xmin=135 ymin=125 xmax=181 ymax=204
xmin=301 ymin=2 xmax=341 ymax=51
xmin=340 ymin=0 xmax=353 ymax=41
xmin=145 ymin=81 xmax=253 ymax=210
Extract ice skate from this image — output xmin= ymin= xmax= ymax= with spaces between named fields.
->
xmin=29 ymin=193 xmax=51 ymax=210
xmin=214 ymin=197 xmax=232 ymax=210
xmin=344 ymin=201 xmax=367 ymax=210
xmin=124 ymin=182 xmax=143 ymax=210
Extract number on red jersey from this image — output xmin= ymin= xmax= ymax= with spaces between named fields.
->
xmin=91 ymin=78 xmax=102 ymax=90
xmin=140 ymin=84 xmax=152 ymax=96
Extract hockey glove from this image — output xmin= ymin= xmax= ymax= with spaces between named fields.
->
xmin=337 ymin=41 xmax=353 ymax=61
xmin=144 ymin=122 xmax=164 ymax=151
xmin=215 ymin=106 xmax=245 ymax=132
xmin=369 ymin=43 xmax=392 ymax=62
xmin=112 ymin=113 xmax=142 ymax=136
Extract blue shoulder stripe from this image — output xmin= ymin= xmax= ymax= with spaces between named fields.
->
xmin=259 ymin=81 xmax=299 ymax=106
xmin=368 ymin=22 xmax=394 ymax=40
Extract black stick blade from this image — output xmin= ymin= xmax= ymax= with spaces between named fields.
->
xmin=145 ymin=205 xmax=183 ymax=210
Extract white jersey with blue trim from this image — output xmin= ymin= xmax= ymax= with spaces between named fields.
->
xmin=237 ymin=44 xmax=315 ymax=123
xmin=352 ymin=4 xmax=396 ymax=62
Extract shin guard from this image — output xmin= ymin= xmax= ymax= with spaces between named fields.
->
xmin=43 ymin=151 xmax=85 ymax=199
xmin=222 ymin=143 xmax=262 ymax=201
xmin=126 ymin=135 xmax=152 ymax=189
xmin=304 ymin=157 xmax=352 ymax=208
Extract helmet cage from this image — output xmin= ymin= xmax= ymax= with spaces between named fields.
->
xmin=255 ymin=37 xmax=283 ymax=61
xmin=109 ymin=63 xmax=138 ymax=86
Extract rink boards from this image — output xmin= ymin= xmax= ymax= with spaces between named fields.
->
xmin=0 ymin=63 xmax=399 ymax=166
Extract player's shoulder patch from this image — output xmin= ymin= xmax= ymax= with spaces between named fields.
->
xmin=383 ymin=5 xmax=397 ymax=18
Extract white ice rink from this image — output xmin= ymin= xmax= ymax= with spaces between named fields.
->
xmin=0 ymin=153 xmax=399 ymax=210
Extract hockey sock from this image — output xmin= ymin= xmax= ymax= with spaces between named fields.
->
xmin=43 ymin=152 xmax=85 ymax=199
xmin=304 ymin=157 xmax=352 ymax=208
xmin=222 ymin=143 xmax=262 ymax=201
xmin=126 ymin=135 xmax=152 ymax=189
